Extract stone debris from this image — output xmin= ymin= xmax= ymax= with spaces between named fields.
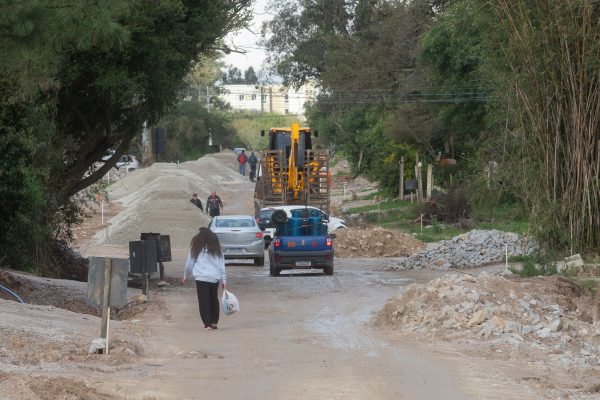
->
xmin=384 ymin=229 xmax=536 ymax=270
xmin=334 ymin=227 xmax=424 ymax=258
xmin=375 ymin=272 xmax=600 ymax=366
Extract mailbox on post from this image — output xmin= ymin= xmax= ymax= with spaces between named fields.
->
xmin=129 ymin=239 xmax=157 ymax=296
xmin=140 ymin=232 xmax=171 ymax=280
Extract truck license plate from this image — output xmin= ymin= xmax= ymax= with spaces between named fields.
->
xmin=295 ymin=260 xmax=311 ymax=267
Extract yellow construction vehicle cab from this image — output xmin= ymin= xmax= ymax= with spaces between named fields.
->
xmin=254 ymin=122 xmax=330 ymax=216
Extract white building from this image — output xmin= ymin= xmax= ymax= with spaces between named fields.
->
xmin=218 ymin=84 xmax=317 ymax=117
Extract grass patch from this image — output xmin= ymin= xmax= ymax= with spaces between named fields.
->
xmin=342 ymin=196 xmax=532 ymax=243
xmin=570 ymin=277 xmax=600 ymax=296
xmin=509 ymin=253 xmax=558 ymax=277
xmin=357 ymin=188 xmax=394 ymax=200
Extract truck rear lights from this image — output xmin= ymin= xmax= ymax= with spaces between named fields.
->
xmin=273 ymin=238 xmax=281 ymax=248
xmin=326 ymin=237 xmax=332 ymax=247
xmin=256 ymin=232 xmax=263 ymax=239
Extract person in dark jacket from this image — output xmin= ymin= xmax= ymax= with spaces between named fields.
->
xmin=190 ymin=193 xmax=203 ymax=211
xmin=206 ymin=191 xmax=223 ymax=217
xmin=248 ymin=152 xmax=258 ymax=181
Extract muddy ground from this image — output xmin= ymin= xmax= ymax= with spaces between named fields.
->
xmin=1 ymin=153 xmax=599 ymax=399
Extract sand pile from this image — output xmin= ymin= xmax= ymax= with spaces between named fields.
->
xmin=334 ymin=227 xmax=424 ymax=257
xmin=92 ymin=154 xmax=245 ymax=248
xmin=375 ymin=272 xmax=600 ymax=366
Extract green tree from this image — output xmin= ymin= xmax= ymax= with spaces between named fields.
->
xmin=0 ymin=0 xmax=251 ymax=272
xmin=244 ymin=66 xmax=258 ymax=84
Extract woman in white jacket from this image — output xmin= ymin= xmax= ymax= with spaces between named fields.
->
xmin=183 ymin=228 xmax=227 ymax=330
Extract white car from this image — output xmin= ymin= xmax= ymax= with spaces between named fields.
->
xmin=257 ymin=205 xmax=347 ymax=248
xmin=209 ymin=215 xmax=265 ymax=266
xmin=116 ymin=155 xmax=139 ymax=171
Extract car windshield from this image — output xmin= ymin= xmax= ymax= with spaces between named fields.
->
xmin=215 ymin=218 xmax=256 ymax=228
xmin=259 ymin=210 xmax=274 ymax=220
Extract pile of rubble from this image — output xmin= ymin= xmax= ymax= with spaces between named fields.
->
xmin=376 ymin=272 xmax=600 ymax=366
xmin=385 ymin=229 xmax=536 ymax=270
xmin=334 ymin=227 xmax=424 ymax=258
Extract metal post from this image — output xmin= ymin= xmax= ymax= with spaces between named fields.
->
xmin=100 ymin=258 xmax=112 ymax=354
xmin=141 ymin=241 xmax=148 ymax=297
xmin=159 ymin=260 xmax=165 ymax=281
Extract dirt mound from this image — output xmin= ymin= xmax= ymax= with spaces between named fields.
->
xmin=0 ymin=269 xmax=146 ymax=319
xmin=334 ymin=227 xmax=424 ymax=257
xmin=92 ymin=153 xmax=245 ymax=248
xmin=375 ymin=272 xmax=600 ymax=366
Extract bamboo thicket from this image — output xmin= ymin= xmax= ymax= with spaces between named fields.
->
xmin=494 ymin=0 xmax=600 ymax=251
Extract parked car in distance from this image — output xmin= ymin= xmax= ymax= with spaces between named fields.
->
xmin=102 ymin=149 xmax=116 ymax=161
xmin=233 ymin=147 xmax=246 ymax=155
xmin=257 ymin=205 xmax=346 ymax=248
xmin=209 ymin=215 xmax=265 ymax=266
xmin=116 ymin=155 xmax=139 ymax=171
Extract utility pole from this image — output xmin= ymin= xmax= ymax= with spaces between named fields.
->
xmin=260 ymin=86 xmax=264 ymax=112
xmin=399 ymin=156 xmax=404 ymax=200
xmin=206 ymin=86 xmax=211 ymax=111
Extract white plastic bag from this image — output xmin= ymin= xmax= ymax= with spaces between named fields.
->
xmin=221 ymin=289 xmax=239 ymax=315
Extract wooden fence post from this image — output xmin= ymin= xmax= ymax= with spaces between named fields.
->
xmin=426 ymin=164 xmax=433 ymax=200
xmin=399 ymin=156 xmax=405 ymax=200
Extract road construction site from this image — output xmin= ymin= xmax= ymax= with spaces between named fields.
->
xmin=1 ymin=152 xmax=599 ymax=399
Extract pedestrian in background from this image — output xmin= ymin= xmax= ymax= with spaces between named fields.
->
xmin=237 ymin=149 xmax=248 ymax=175
xmin=190 ymin=193 xmax=203 ymax=211
xmin=248 ymin=151 xmax=258 ymax=181
xmin=182 ymin=228 xmax=227 ymax=330
xmin=206 ymin=191 xmax=223 ymax=217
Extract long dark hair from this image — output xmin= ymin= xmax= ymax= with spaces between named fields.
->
xmin=190 ymin=227 xmax=222 ymax=259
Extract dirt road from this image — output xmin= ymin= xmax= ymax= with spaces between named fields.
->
xmin=1 ymin=154 xmax=547 ymax=399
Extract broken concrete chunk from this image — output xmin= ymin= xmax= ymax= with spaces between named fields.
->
xmin=467 ymin=308 xmax=489 ymax=328
xmin=536 ymin=327 xmax=552 ymax=339
xmin=548 ymin=319 xmax=564 ymax=332
xmin=89 ymin=338 xmax=107 ymax=354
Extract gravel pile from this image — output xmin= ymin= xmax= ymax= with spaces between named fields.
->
xmin=92 ymin=153 xmax=245 ymax=248
xmin=334 ymin=227 xmax=424 ymax=258
xmin=385 ymin=229 xmax=536 ymax=270
xmin=375 ymin=272 xmax=600 ymax=366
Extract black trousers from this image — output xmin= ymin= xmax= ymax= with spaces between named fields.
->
xmin=195 ymin=280 xmax=220 ymax=328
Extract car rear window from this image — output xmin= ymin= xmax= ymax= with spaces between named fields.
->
xmin=259 ymin=209 xmax=275 ymax=220
xmin=215 ymin=218 xmax=256 ymax=228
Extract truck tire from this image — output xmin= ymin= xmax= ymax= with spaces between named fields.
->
xmin=270 ymin=263 xmax=280 ymax=277
xmin=324 ymin=264 xmax=334 ymax=276
xmin=255 ymin=255 xmax=265 ymax=266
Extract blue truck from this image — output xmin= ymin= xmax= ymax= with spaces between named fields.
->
xmin=268 ymin=209 xmax=334 ymax=276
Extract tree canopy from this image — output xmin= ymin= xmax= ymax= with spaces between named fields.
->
xmin=0 ymin=0 xmax=251 ymax=271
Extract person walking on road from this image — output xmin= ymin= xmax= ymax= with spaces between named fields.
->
xmin=237 ymin=149 xmax=248 ymax=176
xmin=206 ymin=191 xmax=223 ymax=217
xmin=182 ymin=228 xmax=226 ymax=330
xmin=248 ymin=151 xmax=258 ymax=181
xmin=190 ymin=193 xmax=203 ymax=211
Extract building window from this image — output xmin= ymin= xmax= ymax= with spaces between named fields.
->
xmin=251 ymin=94 xmax=257 ymax=100
xmin=285 ymin=109 xmax=289 ymax=114
xmin=239 ymin=94 xmax=244 ymax=100
xmin=261 ymin=94 xmax=267 ymax=103
xmin=284 ymin=94 xmax=289 ymax=102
